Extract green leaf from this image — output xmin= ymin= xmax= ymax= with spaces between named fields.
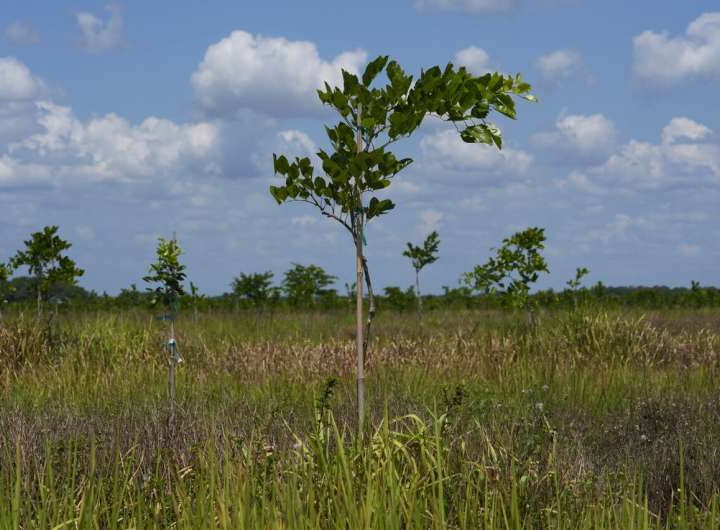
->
xmin=342 ymin=70 xmax=360 ymax=93
xmin=362 ymin=56 xmax=389 ymax=87
xmin=460 ymin=124 xmax=494 ymax=145
xmin=273 ymin=154 xmax=289 ymax=175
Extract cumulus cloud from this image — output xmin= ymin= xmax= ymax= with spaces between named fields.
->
xmin=3 ymin=22 xmax=40 ymax=45
xmin=454 ymin=47 xmax=491 ymax=75
xmin=558 ymin=117 xmax=719 ymax=193
xmin=533 ymin=113 xmax=617 ymax=163
xmin=7 ymin=101 xmax=219 ymax=186
xmin=419 ymin=209 xmax=444 ymax=233
xmin=534 ymin=49 xmax=585 ymax=85
xmin=420 ymin=128 xmax=532 ymax=177
xmin=76 ymin=5 xmax=125 ymax=53
xmin=632 ymin=12 xmax=720 ymax=87
xmin=0 ymin=57 xmax=46 ymax=100
xmin=584 ymin=213 xmax=648 ymax=244
xmin=191 ymin=30 xmax=366 ymax=118
xmin=414 ymin=0 xmax=515 ymax=14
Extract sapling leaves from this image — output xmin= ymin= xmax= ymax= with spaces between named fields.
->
xmin=143 ymin=237 xmax=187 ymax=313
xmin=10 ymin=225 xmax=84 ymax=312
xmin=463 ymin=227 xmax=549 ymax=310
xmin=403 ymin=231 xmax=441 ymax=273
xmin=272 ymin=56 xmax=535 ymax=240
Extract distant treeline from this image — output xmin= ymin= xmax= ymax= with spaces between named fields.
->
xmin=3 ymin=275 xmax=720 ymax=312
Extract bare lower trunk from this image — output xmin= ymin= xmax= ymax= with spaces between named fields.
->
xmin=415 ymin=269 xmax=422 ymax=317
xmin=361 ymin=256 xmax=375 ymax=362
xmin=168 ymin=318 xmax=177 ymax=423
xmin=355 ymin=234 xmax=365 ymax=437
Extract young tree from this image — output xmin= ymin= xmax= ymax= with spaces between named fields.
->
xmin=10 ymin=226 xmax=84 ymax=315
xmin=232 ymin=271 xmax=275 ymax=309
xmin=403 ymin=230 xmax=440 ymax=316
xmin=143 ymin=236 xmax=187 ymax=410
xmin=270 ymin=55 xmax=534 ymax=433
xmin=566 ymin=266 xmax=590 ymax=308
xmin=188 ymin=281 xmax=204 ymax=322
xmin=463 ymin=227 xmax=549 ymax=320
xmin=281 ymin=264 xmax=336 ymax=308
xmin=0 ymin=262 xmax=12 ymax=321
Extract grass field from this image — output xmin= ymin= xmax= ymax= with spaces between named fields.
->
xmin=1 ymin=306 xmax=720 ymax=528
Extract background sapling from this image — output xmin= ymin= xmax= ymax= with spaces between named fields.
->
xmin=10 ymin=226 xmax=84 ymax=318
xmin=143 ymin=235 xmax=187 ymax=411
xmin=463 ymin=227 xmax=549 ymax=323
xmin=403 ymin=230 xmax=440 ymax=316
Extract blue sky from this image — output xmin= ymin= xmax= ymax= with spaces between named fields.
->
xmin=1 ymin=1 xmax=718 ymax=295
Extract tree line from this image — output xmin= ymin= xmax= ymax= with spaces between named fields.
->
xmin=2 ymin=225 xmax=719 ymax=313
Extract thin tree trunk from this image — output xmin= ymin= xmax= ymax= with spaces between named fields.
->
xmin=355 ymin=232 xmax=365 ymax=437
xmin=354 ymin=104 xmax=365 ymax=437
xmin=168 ymin=317 xmax=176 ymax=422
xmin=36 ymin=288 xmax=42 ymax=318
xmin=361 ymin=256 xmax=375 ymax=364
xmin=415 ymin=268 xmax=422 ymax=317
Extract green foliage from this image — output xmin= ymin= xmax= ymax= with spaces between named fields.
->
xmin=10 ymin=226 xmax=84 ymax=306
xmin=282 ymin=263 xmax=336 ymax=307
xmin=0 ymin=262 xmax=12 ymax=302
xmin=382 ymin=285 xmax=416 ymax=311
xmin=142 ymin=237 xmax=187 ymax=311
xmin=403 ymin=231 xmax=440 ymax=272
xmin=463 ymin=227 xmax=549 ymax=310
xmin=270 ymin=55 xmax=534 ymax=245
xmin=231 ymin=271 xmax=276 ymax=308
xmin=567 ymin=267 xmax=590 ymax=291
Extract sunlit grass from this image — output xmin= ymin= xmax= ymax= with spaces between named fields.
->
xmin=1 ymin=306 xmax=719 ymax=527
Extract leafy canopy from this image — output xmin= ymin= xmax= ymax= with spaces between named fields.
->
xmin=282 ymin=263 xmax=336 ymax=307
xmin=232 ymin=271 xmax=275 ymax=307
xmin=403 ymin=231 xmax=440 ymax=272
xmin=566 ymin=267 xmax=590 ymax=291
xmin=463 ymin=227 xmax=549 ymax=309
xmin=10 ymin=226 xmax=84 ymax=299
xmin=143 ymin=237 xmax=187 ymax=311
xmin=270 ymin=55 xmax=535 ymax=238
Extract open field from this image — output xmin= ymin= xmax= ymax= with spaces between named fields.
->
xmin=1 ymin=307 xmax=720 ymax=528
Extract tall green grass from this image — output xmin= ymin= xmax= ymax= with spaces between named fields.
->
xmin=1 ymin=306 xmax=719 ymax=527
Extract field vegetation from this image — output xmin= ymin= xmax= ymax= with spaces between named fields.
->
xmin=1 ymin=303 xmax=720 ymax=528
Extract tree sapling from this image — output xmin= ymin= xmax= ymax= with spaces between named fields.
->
xmin=403 ymin=230 xmax=440 ymax=316
xmin=270 ymin=55 xmax=535 ymax=433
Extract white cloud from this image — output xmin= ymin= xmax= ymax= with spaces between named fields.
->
xmin=291 ymin=215 xmax=317 ymax=227
xmin=419 ymin=209 xmax=444 ymax=233
xmin=76 ymin=5 xmax=124 ymax=53
xmin=9 ymin=101 xmax=219 ymax=185
xmin=661 ymin=117 xmax=712 ymax=144
xmin=678 ymin=243 xmax=701 ymax=257
xmin=3 ymin=22 xmax=39 ymax=45
xmin=278 ymin=130 xmax=316 ymax=157
xmin=558 ymin=117 xmax=719 ymax=193
xmin=454 ymin=47 xmax=491 ymax=75
xmin=533 ymin=113 xmax=617 ymax=162
xmin=0 ymin=57 xmax=46 ymax=100
xmin=191 ymin=30 xmax=366 ymax=118
xmin=632 ymin=12 xmax=720 ymax=87
xmin=534 ymin=49 xmax=584 ymax=84
xmin=420 ymin=128 xmax=532 ymax=176
xmin=75 ymin=225 xmax=96 ymax=241
xmin=584 ymin=213 xmax=648 ymax=244
xmin=414 ymin=0 xmax=515 ymax=14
